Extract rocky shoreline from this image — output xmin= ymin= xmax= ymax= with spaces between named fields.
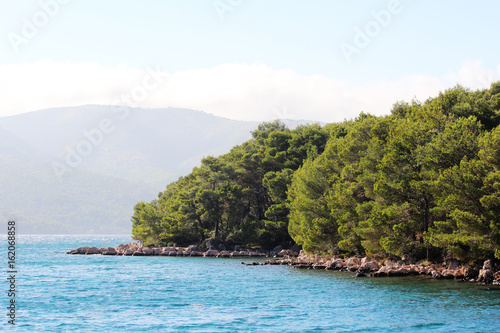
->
xmin=67 ymin=241 xmax=500 ymax=285
xmin=66 ymin=240 xmax=293 ymax=258
xmin=262 ymin=252 xmax=500 ymax=285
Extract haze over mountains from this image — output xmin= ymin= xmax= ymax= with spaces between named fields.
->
xmin=0 ymin=105 xmax=313 ymax=234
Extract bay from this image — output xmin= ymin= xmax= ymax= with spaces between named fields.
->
xmin=1 ymin=235 xmax=499 ymax=332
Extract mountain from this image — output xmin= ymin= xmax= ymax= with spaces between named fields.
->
xmin=0 ymin=105 xmax=313 ymax=234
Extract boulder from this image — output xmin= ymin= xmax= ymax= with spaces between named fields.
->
xmin=388 ymin=269 xmax=406 ymax=277
xmin=132 ymin=250 xmax=145 ymax=256
xmin=218 ymin=244 xmax=227 ymax=251
xmin=441 ymin=270 xmax=455 ymax=279
xmin=142 ymin=248 xmax=151 ymax=255
xmin=189 ymin=251 xmax=203 ymax=257
xmin=204 ymin=250 xmax=219 ymax=257
xmin=478 ymin=269 xmax=493 ymax=284
xmin=374 ymin=266 xmax=390 ymax=277
xmin=482 ymin=259 xmax=493 ymax=271
xmin=167 ymin=251 xmax=177 ymax=256
xmin=346 ymin=257 xmax=361 ymax=266
xmin=384 ymin=259 xmax=396 ymax=268
xmin=101 ymin=247 xmax=117 ymax=255
xmin=187 ymin=245 xmax=200 ymax=252
xmin=124 ymin=249 xmax=133 ymax=256
xmin=431 ymin=270 xmax=443 ymax=279
xmin=464 ymin=267 xmax=479 ymax=280
xmin=86 ymin=247 xmax=100 ymax=255
xmin=206 ymin=238 xmax=218 ymax=250
xmin=218 ymin=251 xmax=231 ymax=258
xmin=445 ymin=259 xmax=461 ymax=270
xmin=359 ymin=261 xmax=379 ymax=272
xmin=290 ymin=243 xmax=302 ymax=254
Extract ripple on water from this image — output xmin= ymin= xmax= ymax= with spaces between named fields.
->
xmin=2 ymin=235 xmax=500 ymax=332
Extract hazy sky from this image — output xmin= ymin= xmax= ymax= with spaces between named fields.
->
xmin=1 ymin=0 xmax=499 ymax=122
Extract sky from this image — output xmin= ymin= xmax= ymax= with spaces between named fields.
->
xmin=0 ymin=0 xmax=499 ymax=123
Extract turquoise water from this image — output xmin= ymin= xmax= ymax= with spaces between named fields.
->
xmin=1 ymin=235 xmax=499 ymax=332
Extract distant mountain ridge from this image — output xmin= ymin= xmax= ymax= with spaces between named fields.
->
xmin=0 ymin=105 xmax=318 ymax=233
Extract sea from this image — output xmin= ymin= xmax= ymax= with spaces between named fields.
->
xmin=1 ymin=235 xmax=499 ymax=332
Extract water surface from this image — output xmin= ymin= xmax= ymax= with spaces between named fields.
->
xmin=2 ymin=235 xmax=499 ymax=332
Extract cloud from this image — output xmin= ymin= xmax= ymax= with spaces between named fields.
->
xmin=0 ymin=60 xmax=499 ymax=123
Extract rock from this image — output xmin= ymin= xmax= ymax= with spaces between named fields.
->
xmin=206 ymin=238 xmax=218 ymax=250
xmin=204 ymin=250 xmax=219 ymax=257
xmin=483 ymin=259 xmax=493 ymax=271
xmin=290 ymin=243 xmax=301 ymax=254
xmin=124 ymin=249 xmax=133 ymax=256
xmin=218 ymin=251 xmax=231 ymax=258
xmin=355 ymin=272 xmax=367 ymax=278
xmin=441 ymin=270 xmax=455 ymax=279
xmin=101 ymin=247 xmax=117 ymax=255
xmin=464 ymin=267 xmax=479 ymax=280
xmin=431 ymin=270 xmax=443 ymax=279
xmin=346 ymin=257 xmax=360 ymax=266
xmin=313 ymin=264 xmax=327 ymax=270
xmin=396 ymin=260 xmax=406 ymax=267
xmin=167 ymin=251 xmax=177 ymax=256
xmin=233 ymin=245 xmax=243 ymax=252
xmin=218 ymin=244 xmax=227 ymax=251
xmin=359 ymin=261 xmax=379 ymax=272
xmin=388 ymin=269 xmax=405 ymax=277
xmin=373 ymin=266 xmax=390 ymax=277
xmin=132 ymin=250 xmax=145 ymax=256
xmin=142 ymin=248 xmax=151 ymax=255
xmin=445 ymin=259 xmax=461 ymax=270
xmin=86 ymin=247 xmax=100 ymax=255
xmin=384 ymin=259 xmax=396 ymax=268
xmin=478 ymin=269 xmax=494 ymax=284
xmin=188 ymin=251 xmax=202 ymax=257
xmin=187 ymin=245 xmax=200 ymax=252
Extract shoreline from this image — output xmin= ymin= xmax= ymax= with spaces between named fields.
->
xmin=67 ymin=241 xmax=500 ymax=285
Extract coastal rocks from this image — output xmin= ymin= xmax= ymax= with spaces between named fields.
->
xmin=217 ymin=251 xmax=231 ymax=258
xmin=358 ymin=261 xmax=379 ymax=273
xmin=86 ymin=247 xmax=100 ymax=254
xmin=204 ymin=250 xmax=219 ymax=257
xmin=478 ymin=269 xmax=493 ymax=284
xmin=276 ymin=249 xmax=298 ymax=257
xmin=100 ymin=247 xmax=117 ymax=255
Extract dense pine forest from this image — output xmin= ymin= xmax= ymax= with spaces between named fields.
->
xmin=132 ymin=83 xmax=500 ymax=262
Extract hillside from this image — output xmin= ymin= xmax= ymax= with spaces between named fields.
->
xmin=1 ymin=105 xmax=304 ymax=234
